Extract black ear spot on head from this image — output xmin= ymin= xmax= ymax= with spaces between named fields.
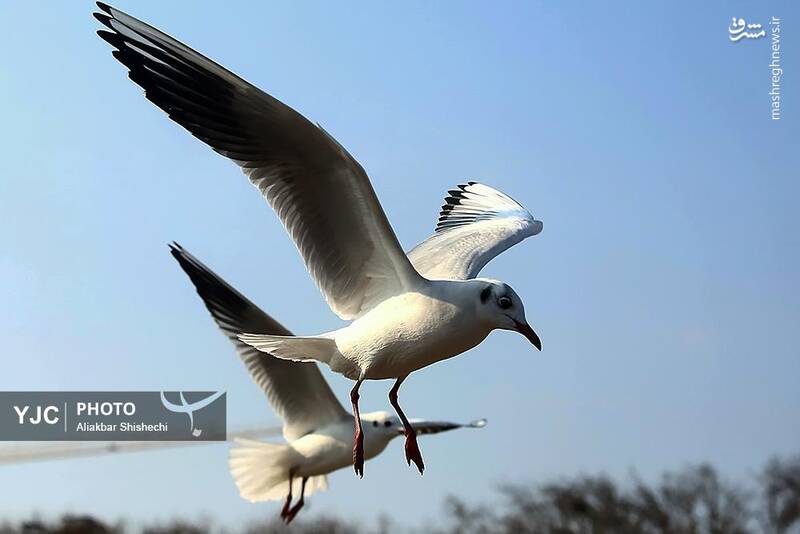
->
xmin=480 ymin=285 xmax=492 ymax=303
xmin=372 ymin=421 xmax=378 ymax=427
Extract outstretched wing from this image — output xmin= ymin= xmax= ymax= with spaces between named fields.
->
xmin=407 ymin=182 xmax=542 ymax=280
xmin=96 ymin=3 xmax=423 ymax=320
xmin=169 ymin=243 xmax=350 ymax=441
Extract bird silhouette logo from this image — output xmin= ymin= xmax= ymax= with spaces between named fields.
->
xmin=159 ymin=391 xmax=224 ymax=437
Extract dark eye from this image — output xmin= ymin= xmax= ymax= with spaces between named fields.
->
xmin=384 ymin=421 xmax=392 ymax=427
xmin=498 ymin=296 xmax=512 ymax=309
xmin=372 ymin=421 xmax=378 ymax=427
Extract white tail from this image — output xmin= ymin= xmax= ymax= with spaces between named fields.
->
xmin=237 ymin=334 xmax=338 ymax=364
xmin=229 ymin=439 xmax=328 ymax=502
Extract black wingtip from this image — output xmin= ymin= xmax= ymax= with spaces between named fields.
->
xmin=96 ymin=2 xmax=113 ymax=15
xmin=168 ymin=241 xmax=187 ymax=259
xmin=97 ymin=29 xmax=121 ymax=48
xmin=93 ymin=12 xmax=113 ymax=26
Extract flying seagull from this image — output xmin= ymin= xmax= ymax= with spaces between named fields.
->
xmin=95 ymin=3 xmax=542 ymax=478
xmin=169 ymin=243 xmax=486 ymax=523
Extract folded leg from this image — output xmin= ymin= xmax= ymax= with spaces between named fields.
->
xmin=389 ymin=376 xmax=424 ymax=475
xmin=284 ymin=477 xmax=308 ymax=524
xmin=280 ymin=470 xmax=294 ymax=521
xmin=350 ymin=377 xmax=365 ymax=478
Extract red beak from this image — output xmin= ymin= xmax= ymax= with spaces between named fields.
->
xmin=514 ymin=320 xmax=542 ymax=351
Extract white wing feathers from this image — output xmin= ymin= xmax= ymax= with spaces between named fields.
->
xmin=408 ymin=182 xmax=542 ymax=280
xmin=169 ymin=243 xmax=350 ymax=441
xmin=95 ymin=7 xmax=541 ymax=312
xmin=95 ymin=3 xmax=423 ymax=320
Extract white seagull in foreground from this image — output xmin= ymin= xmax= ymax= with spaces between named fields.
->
xmin=169 ymin=243 xmax=486 ymax=524
xmin=95 ymin=3 xmax=542 ymax=477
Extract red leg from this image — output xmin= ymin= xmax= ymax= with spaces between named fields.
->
xmin=280 ymin=470 xmax=294 ymax=521
xmin=285 ymin=477 xmax=307 ymax=524
xmin=350 ymin=378 xmax=365 ymax=478
xmin=389 ymin=376 xmax=424 ymax=475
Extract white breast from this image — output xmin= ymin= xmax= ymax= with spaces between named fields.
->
xmin=290 ymin=432 xmax=351 ymax=477
xmin=333 ymin=281 xmax=492 ymax=379
xmin=291 ymin=422 xmax=394 ymax=477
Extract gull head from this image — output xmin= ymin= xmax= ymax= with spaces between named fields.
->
xmin=361 ymin=411 xmax=405 ymax=439
xmin=475 ymin=279 xmax=541 ymax=351
xmin=360 ymin=411 xmax=488 ymax=440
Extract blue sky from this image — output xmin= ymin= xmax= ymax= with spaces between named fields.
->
xmin=0 ymin=0 xmax=797 ymax=528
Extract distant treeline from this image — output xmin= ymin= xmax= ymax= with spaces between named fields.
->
xmin=4 ymin=454 xmax=798 ymax=534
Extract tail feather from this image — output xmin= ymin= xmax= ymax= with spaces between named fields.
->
xmin=229 ymin=439 xmax=328 ymax=502
xmin=237 ymin=334 xmax=337 ymax=365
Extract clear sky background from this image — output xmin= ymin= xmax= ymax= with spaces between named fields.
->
xmin=0 ymin=0 xmax=797 ymax=529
